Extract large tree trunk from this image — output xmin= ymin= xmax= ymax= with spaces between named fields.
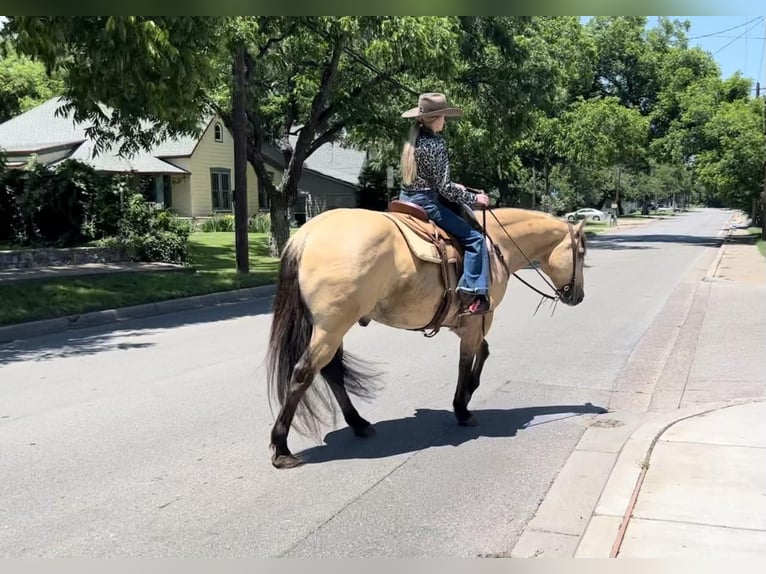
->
xmin=268 ymin=151 xmax=307 ymax=256
xmin=268 ymin=191 xmax=291 ymax=256
xmin=232 ymin=42 xmax=249 ymax=273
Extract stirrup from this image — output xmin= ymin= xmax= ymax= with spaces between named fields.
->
xmin=459 ymin=297 xmax=491 ymax=317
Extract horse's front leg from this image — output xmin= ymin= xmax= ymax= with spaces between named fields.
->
xmin=452 ymin=323 xmax=484 ymax=426
xmin=453 ymin=346 xmax=477 ymax=426
xmin=452 ymin=314 xmax=494 ymax=426
xmin=468 ymin=338 xmax=490 ymax=400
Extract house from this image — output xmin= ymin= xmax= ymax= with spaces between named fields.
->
xmin=262 ymin=135 xmax=368 ymax=223
xmin=0 ymin=97 xmax=368 ymax=221
xmin=0 ymin=97 xmax=263 ymax=217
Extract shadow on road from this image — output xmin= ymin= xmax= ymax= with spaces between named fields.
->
xmin=298 ymin=403 xmax=607 ymax=464
xmin=587 ymin=233 xmax=723 ymax=251
xmin=0 ymin=296 xmax=273 ymax=366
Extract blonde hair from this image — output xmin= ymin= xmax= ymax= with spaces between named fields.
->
xmin=400 ymin=117 xmax=439 ymax=185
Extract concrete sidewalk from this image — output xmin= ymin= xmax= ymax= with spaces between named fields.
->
xmin=511 ymin=209 xmax=766 ymax=558
xmin=576 ymin=400 xmax=766 ymax=558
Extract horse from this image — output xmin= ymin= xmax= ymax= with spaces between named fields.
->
xmin=266 ymin=204 xmax=587 ymax=468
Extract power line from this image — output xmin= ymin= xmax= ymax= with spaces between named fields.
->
xmin=759 ymin=18 xmax=765 ymax=91
xmin=712 ymin=17 xmax=764 ymax=56
xmin=687 ymin=16 xmax=762 ymax=40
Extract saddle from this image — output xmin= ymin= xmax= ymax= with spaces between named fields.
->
xmin=383 ymin=199 xmax=489 ymax=336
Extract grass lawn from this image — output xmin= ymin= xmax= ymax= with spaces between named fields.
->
xmin=583 ymin=221 xmax=610 ymax=236
xmin=0 ymin=232 xmax=281 ymax=327
xmin=748 ymin=227 xmax=765 ymax=259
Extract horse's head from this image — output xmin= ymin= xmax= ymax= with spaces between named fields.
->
xmin=538 ymin=220 xmax=587 ymax=306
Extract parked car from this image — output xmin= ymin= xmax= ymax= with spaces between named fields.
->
xmin=564 ymin=208 xmax=607 ymax=222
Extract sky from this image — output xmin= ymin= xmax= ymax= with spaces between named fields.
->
xmin=664 ymin=16 xmax=766 ymax=94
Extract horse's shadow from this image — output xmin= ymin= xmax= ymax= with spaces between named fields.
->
xmin=298 ymin=403 xmax=607 ymax=464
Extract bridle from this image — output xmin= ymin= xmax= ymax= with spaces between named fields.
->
xmin=482 ymin=208 xmax=582 ymax=313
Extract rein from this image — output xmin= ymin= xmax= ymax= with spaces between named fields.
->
xmin=480 ymin=206 xmax=579 ymax=313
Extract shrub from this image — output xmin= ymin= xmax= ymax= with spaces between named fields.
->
xmin=103 ymin=192 xmax=191 ymax=264
xmin=248 ymin=213 xmax=270 ymax=233
xmin=200 ymin=214 xmax=235 ymax=232
xmin=0 ymin=159 xmax=123 ymax=247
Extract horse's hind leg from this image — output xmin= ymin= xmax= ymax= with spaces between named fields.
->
xmin=270 ymin=327 xmax=341 ymax=469
xmin=321 ymin=346 xmax=375 ymax=438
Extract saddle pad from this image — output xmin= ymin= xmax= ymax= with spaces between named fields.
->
xmin=382 ymin=212 xmax=457 ymax=265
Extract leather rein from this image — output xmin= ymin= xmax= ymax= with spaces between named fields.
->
xmin=480 ymin=207 xmax=581 ymax=309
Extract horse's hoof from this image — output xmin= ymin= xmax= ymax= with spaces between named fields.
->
xmin=272 ymin=453 xmax=302 ymax=469
xmin=458 ymin=414 xmax=478 ymax=427
xmin=353 ymin=424 xmax=376 ymax=438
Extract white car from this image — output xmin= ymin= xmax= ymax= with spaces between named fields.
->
xmin=564 ymin=208 xmax=607 ymax=222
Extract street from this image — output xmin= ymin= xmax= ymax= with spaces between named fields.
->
xmin=0 ymin=209 xmax=733 ymax=557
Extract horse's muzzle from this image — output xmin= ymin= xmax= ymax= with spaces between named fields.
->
xmin=559 ymin=285 xmax=584 ymax=306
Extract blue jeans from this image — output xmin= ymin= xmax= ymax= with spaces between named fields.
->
xmin=400 ymin=191 xmax=489 ymax=297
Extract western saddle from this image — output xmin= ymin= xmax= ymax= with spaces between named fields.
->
xmin=382 ymin=199 xmax=488 ymax=337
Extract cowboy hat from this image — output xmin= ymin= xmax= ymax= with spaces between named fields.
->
xmin=401 ymin=92 xmax=463 ymax=119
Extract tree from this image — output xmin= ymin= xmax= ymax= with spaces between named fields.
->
xmin=558 ymin=96 xmax=649 ymax=213
xmin=696 ymin=98 xmax=765 ymax=221
xmin=448 ymin=17 xmax=585 ymax=200
xmin=585 ymin=16 xmax=661 ymax=114
xmin=1 ymin=17 xmax=257 ymax=270
xmin=219 ymin=16 xmax=461 ymax=256
xmin=0 ymin=40 xmax=64 ymax=123
xmin=4 ymin=17 xmax=227 ymax=156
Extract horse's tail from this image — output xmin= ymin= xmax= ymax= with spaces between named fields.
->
xmin=266 ymin=236 xmax=380 ymax=438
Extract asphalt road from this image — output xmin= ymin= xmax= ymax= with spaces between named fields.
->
xmin=0 ymin=208 xmax=732 ymax=557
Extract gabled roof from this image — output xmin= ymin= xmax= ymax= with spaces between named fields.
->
xmin=294 ymin=135 xmax=367 ymax=186
xmin=0 ymin=97 xmax=195 ymax=174
xmin=0 ymin=98 xmax=368 ymax=183
xmin=0 ymin=97 xmax=89 ymax=152
xmin=262 ymin=134 xmax=367 ymax=188
xmin=61 ymin=138 xmax=188 ymax=174
xmin=150 ymin=117 xmax=214 ymax=158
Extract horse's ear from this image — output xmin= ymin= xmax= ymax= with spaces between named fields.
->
xmin=576 ymin=220 xmax=586 ymax=233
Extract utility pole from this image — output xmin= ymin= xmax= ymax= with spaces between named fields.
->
xmin=232 ymin=41 xmax=249 ymax=273
xmin=761 ymin=17 xmax=766 ymax=238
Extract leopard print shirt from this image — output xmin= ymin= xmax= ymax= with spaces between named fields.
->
xmin=402 ymin=127 xmax=478 ymax=205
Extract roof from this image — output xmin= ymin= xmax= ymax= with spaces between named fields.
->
xmin=150 ymin=116 xmax=214 ymax=158
xmin=0 ymin=97 xmax=201 ymax=174
xmin=0 ymin=97 xmax=89 ymax=152
xmin=62 ymin=139 xmax=188 ymax=174
xmin=263 ymin=134 xmax=367 ymax=187
xmin=0 ymin=98 xmax=368 ymax=181
xmin=293 ymin=135 xmax=367 ymax=186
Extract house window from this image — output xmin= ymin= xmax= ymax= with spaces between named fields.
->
xmin=210 ymin=168 xmax=231 ymax=211
xmin=214 ymin=123 xmax=223 ymax=143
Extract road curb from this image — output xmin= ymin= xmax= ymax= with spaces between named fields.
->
xmin=573 ymin=398 xmax=760 ymax=558
xmin=0 ymin=284 xmax=277 ymax=344
xmin=703 ymin=211 xmax=738 ymax=282
xmin=509 ymin=398 xmax=758 ymax=558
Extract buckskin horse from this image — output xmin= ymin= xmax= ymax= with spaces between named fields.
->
xmin=266 ymin=200 xmax=587 ymax=468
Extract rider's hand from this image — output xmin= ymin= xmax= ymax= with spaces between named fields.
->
xmin=475 ymin=193 xmax=490 ymax=208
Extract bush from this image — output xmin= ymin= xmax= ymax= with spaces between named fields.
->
xmin=200 ymin=214 xmax=235 ymax=232
xmin=0 ymin=159 xmax=123 ymax=247
xmin=248 ymin=213 xmax=270 ymax=233
xmin=102 ymin=192 xmax=191 ymax=264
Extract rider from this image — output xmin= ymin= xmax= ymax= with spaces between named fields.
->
xmin=398 ymin=92 xmax=491 ymax=316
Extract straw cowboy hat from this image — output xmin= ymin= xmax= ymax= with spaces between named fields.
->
xmin=401 ymin=92 xmax=463 ymax=119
